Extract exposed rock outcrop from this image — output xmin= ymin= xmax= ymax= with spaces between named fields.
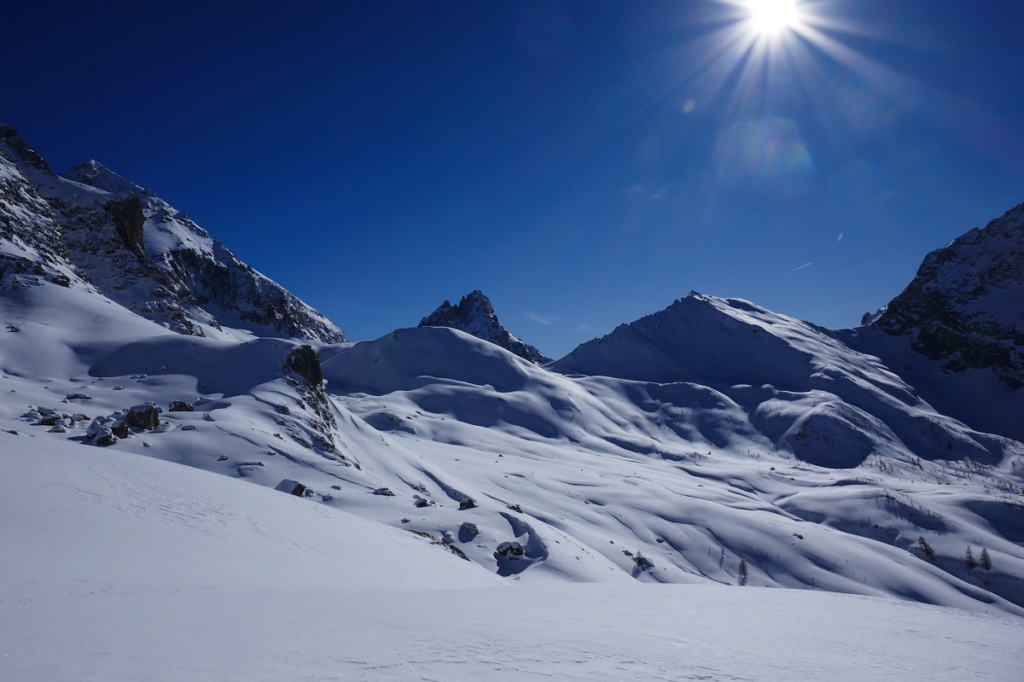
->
xmin=870 ymin=203 xmax=1024 ymax=388
xmin=283 ymin=345 xmax=323 ymax=387
xmin=105 ymin=194 xmax=145 ymax=249
xmin=419 ymin=290 xmax=550 ymax=364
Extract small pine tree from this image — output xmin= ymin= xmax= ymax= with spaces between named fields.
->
xmin=980 ymin=548 xmax=992 ymax=571
xmin=917 ymin=536 xmax=935 ymax=562
xmin=737 ymin=559 xmax=749 ymax=586
xmin=965 ymin=546 xmax=977 ymax=571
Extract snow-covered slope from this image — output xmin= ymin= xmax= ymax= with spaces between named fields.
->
xmin=843 ymin=204 xmax=1024 ymax=441
xmin=0 ymin=123 xmax=343 ymax=342
xmin=420 ymin=289 xmax=551 ymax=363
xmin=6 ymin=439 xmax=1022 ymax=682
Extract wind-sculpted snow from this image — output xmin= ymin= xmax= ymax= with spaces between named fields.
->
xmin=553 ymin=293 xmax=1009 ymax=467
xmin=4 ymin=219 xmax=1024 ymax=619
xmin=5 ymin=439 xmax=1022 ymax=681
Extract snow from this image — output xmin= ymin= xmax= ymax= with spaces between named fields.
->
xmin=3 ymin=439 xmax=1022 ymax=682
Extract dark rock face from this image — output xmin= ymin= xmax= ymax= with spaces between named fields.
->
xmin=419 ymin=290 xmax=550 ymax=364
xmin=105 ymin=194 xmax=145 ymax=249
xmin=169 ymin=400 xmax=194 ymax=412
xmin=111 ymin=420 xmax=130 ymax=439
xmin=0 ymin=123 xmax=51 ymax=173
xmin=126 ymin=403 xmax=161 ymax=430
xmin=283 ymin=345 xmax=323 ymax=386
xmin=0 ymin=125 xmax=73 ymax=289
xmin=871 ymin=204 xmax=1024 ymax=388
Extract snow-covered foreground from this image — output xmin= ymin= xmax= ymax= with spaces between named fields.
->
xmin=3 ymin=441 xmax=1021 ymax=682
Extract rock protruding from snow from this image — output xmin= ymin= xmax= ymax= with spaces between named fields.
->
xmin=284 ymin=345 xmax=324 ymax=387
xmin=870 ymin=203 xmax=1024 ymax=388
xmin=105 ymin=194 xmax=145 ymax=249
xmin=419 ymin=290 xmax=550 ymax=364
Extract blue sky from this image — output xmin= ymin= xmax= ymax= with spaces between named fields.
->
xmin=4 ymin=1 xmax=1023 ymax=357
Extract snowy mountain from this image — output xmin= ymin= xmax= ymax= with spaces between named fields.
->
xmin=420 ymin=289 xmax=551 ymax=363
xmin=842 ymin=204 xmax=1024 ymax=442
xmin=3 ymin=126 xmax=1024 ymax=678
xmin=0 ymin=123 xmax=344 ymax=342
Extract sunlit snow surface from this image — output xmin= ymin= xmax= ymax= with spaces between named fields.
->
xmin=3 ymin=274 xmax=1024 ymax=678
xmin=3 ymin=441 xmax=1022 ymax=682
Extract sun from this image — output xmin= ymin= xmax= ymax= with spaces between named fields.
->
xmin=745 ymin=0 xmax=801 ymax=36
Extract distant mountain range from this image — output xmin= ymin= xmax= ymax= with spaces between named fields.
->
xmin=2 ymin=123 xmax=1022 ymax=617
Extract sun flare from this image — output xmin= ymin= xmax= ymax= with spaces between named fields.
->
xmin=746 ymin=0 xmax=801 ymax=36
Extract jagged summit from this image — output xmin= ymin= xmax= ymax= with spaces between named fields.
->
xmin=0 ymin=122 xmax=51 ymax=173
xmin=66 ymin=160 xmax=145 ymax=195
xmin=0 ymin=125 xmax=345 ymax=343
xmin=419 ymin=289 xmax=550 ymax=363
xmin=871 ymin=202 xmax=1024 ymax=387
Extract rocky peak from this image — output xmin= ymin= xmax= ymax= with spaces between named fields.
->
xmin=0 ymin=123 xmax=52 ymax=174
xmin=419 ymin=290 xmax=550 ymax=364
xmin=871 ymin=202 xmax=1024 ymax=387
xmin=1 ymin=124 xmax=346 ymax=343
xmin=66 ymin=160 xmax=145 ymax=195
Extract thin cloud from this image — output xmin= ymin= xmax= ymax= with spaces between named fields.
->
xmin=837 ymin=232 xmax=844 ymax=243
xmin=528 ymin=312 xmax=553 ymax=326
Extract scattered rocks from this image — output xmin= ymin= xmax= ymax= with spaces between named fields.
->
xmin=459 ymin=498 xmax=478 ymax=510
xmin=169 ymin=400 xmax=194 ymax=412
xmin=65 ymin=393 xmax=93 ymax=400
xmin=373 ymin=487 xmax=396 ymax=496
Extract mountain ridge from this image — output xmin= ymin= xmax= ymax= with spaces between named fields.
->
xmin=0 ymin=123 xmax=345 ymax=342
xmin=3 ymin=124 xmax=1024 ymax=619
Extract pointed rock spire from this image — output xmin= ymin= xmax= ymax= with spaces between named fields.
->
xmin=419 ymin=290 xmax=550 ymax=363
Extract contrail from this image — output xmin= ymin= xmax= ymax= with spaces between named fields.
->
xmin=787 ymin=262 xmax=812 ymax=273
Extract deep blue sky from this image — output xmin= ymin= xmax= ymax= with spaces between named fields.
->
xmin=4 ymin=1 xmax=1022 ymax=357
